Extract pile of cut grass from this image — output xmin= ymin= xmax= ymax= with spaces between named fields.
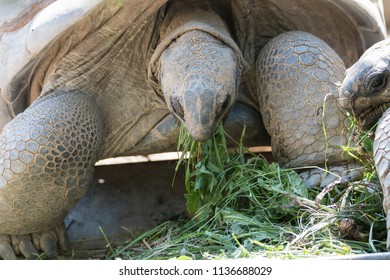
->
xmin=109 ymin=125 xmax=386 ymax=260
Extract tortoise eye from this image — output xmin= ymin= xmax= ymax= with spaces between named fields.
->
xmin=367 ymin=72 xmax=387 ymax=94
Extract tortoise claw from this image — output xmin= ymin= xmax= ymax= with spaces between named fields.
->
xmin=56 ymin=224 xmax=70 ymax=251
xmin=12 ymin=235 xmax=39 ymax=259
xmin=299 ymin=163 xmax=363 ymax=189
xmin=0 ymin=223 xmax=69 ymax=259
xmin=32 ymin=224 xmax=70 ymax=258
xmin=314 ymin=171 xmax=364 ymax=206
xmin=0 ymin=234 xmax=17 ymax=260
xmin=34 ymin=232 xmax=58 ymax=258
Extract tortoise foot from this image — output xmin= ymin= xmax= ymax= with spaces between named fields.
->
xmin=299 ymin=163 xmax=363 ymax=189
xmin=0 ymin=224 xmax=69 ymax=259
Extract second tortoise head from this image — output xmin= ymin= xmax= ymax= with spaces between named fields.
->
xmin=340 ymin=39 xmax=390 ymax=129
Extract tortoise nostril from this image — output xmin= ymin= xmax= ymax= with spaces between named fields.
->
xmin=171 ymin=98 xmax=185 ymax=120
xmin=338 ymin=87 xmax=355 ymax=109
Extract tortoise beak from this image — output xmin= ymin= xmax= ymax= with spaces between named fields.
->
xmin=182 ymin=89 xmax=219 ymax=142
xmin=170 ymin=84 xmax=230 ymax=142
xmin=186 ymin=127 xmax=215 ymax=142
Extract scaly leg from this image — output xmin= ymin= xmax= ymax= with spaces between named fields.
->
xmin=256 ymin=31 xmax=361 ymax=186
xmin=0 ymin=91 xmax=104 ymax=259
xmin=374 ymin=108 xmax=390 ymax=250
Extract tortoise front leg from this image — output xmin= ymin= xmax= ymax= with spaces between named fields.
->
xmin=0 ymin=91 xmax=104 ymax=259
xmin=374 ymin=108 xmax=390 ymax=250
xmin=256 ymin=31 xmax=361 ymax=186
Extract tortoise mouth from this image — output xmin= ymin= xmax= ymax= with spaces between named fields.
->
xmin=358 ymin=102 xmax=390 ymax=130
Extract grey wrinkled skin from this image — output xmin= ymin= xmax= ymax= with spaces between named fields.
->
xmin=340 ymin=38 xmax=390 ymax=250
xmin=0 ymin=0 xmax=384 ymax=258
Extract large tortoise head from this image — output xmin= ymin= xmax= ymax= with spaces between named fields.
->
xmin=148 ymin=2 xmax=246 ymax=141
xmin=159 ymin=31 xmax=240 ymax=141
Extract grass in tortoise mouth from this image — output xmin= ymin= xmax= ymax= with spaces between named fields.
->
xmin=100 ymin=124 xmax=386 ymax=260
xmin=358 ymin=102 xmax=390 ymax=131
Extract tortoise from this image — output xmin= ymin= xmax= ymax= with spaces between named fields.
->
xmin=0 ymin=0 xmax=385 ymax=259
xmin=340 ymin=38 xmax=390 ymax=251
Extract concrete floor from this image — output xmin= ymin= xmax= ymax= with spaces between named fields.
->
xmin=65 ymin=160 xmax=187 ymax=250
